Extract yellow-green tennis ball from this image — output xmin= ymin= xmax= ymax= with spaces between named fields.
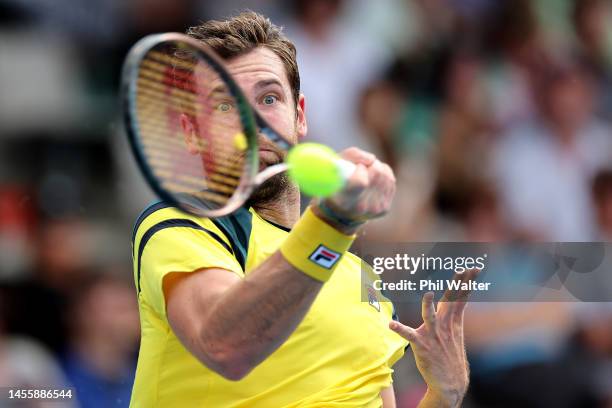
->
xmin=287 ymin=143 xmax=344 ymax=197
xmin=233 ymin=132 xmax=247 ymax=151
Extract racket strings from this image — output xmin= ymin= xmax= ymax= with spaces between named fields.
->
xmin=136 ymin=112 xmax=246 ymax=166
xmin=133 ymin=44 xmax=250 ymax=207
xmin=143 ymin=145 xmax=243 ymax=182
xmin=136 ymin=57 xmax=245 ymax=154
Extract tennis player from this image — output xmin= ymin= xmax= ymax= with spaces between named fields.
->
xmin=130 ymin=11 xmax=471 ymax=407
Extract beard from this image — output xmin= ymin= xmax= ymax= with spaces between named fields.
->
xmin=244 ymin=128 xmax=297 ymax=207
xmin=246 ymin=170 xmax=291 ymax=207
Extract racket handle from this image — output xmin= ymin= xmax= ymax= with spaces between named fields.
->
xmin=335 ymin=159 xmax=356 ymax=183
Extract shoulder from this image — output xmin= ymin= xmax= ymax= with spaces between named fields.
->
xmin=132 ymin=202 xmax=254 ymax=271
xmin=132 ymin=201 xmax=228 ymax=250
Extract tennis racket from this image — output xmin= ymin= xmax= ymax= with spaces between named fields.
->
xmin=121 ymin=32 xmax=354 ymax=217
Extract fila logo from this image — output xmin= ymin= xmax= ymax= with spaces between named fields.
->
xmin=367 ymin=285 xmax=380 ymax=312
xmin=309 ymin=245 xmax=341 ymax=269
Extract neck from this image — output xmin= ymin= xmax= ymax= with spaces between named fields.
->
xmin=253 ymin=184 xmax=301 ymax=228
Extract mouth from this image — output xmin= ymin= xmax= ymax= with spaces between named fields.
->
xmin=258 ymin=147 xmax=283 ymax=169
xmin=258 ymin=147 xmax=281 ymax=158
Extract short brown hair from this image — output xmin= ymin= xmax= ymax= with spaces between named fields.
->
xmin=187 ymin=11 xmax=300 ymax=105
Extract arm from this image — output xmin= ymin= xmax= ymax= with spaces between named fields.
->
xmin=166 ymin=148 xmax=396 ymax=381
xmin=165 ymin=252 xmax=323 ymax=381
xmin=381 ymin=384 xmax=396 ymax=408
xmin=390 ymin=269 xmax=480 ymax=408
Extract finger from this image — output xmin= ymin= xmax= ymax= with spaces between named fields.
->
xmin=455 ymin=268 xmax=480 ymax=301
xmin=451 ymin=268 xmax=481 ymax=316
xmin=452 ymin=268 xmax=479 ymax=303
xmin=440 ymin=269 xmax=480 ymax=320
xmin=366 ymin=160 xmax=388 ymax=191
xmin=389 ymin=320 xmax=419 ymax=343
xmin=376 ymin=161 xmax=396 ymax=186
xmin=440 ymin=268 xmax=472 ymax=304
xmin=377 ymin=162 xmax=396 ymax=207
xmin=343 ymin=163 xmax=369 ymax=195
xmin=365 ymin=160 xmax=396 ymax=214
xmin=421 ymin=291 xmax=436 ymax=328
xmin=340 ymin=147 xmax=376 ymax=166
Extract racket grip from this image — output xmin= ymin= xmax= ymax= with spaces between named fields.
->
xmin=336 ymin=159 xmax=356 ymax=183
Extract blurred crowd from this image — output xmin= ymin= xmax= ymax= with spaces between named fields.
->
xmin=1 ymin=0 xmax=612 ymax=407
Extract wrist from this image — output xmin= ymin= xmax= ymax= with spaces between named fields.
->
xmin=280 ymin=207 xmax=356 ymax=282
xmin=311 ymin=201 xmax=364 ymax=235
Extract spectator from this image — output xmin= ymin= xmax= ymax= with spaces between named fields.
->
xmin=284 ymin=0 xmax=390 ymax=152
xmin=356 ymin=79 xmax=435 ymax=242
xmin=0 ymin=288 xmax=75 ymax=407
xmin=3 ymin=217 xmax=93 ymax=354
xmin=573 ymin=0 xmax=612 ymax=121
xmin=567 ymin=305 xmax=612 ymax=406
xmin=493 ymin=63 xmax=612 ymax=241
xmin=481 ymin=0 xmax=548 ymax=131
xmin=62 ymin=273 xmax=139 ymax=408
xmin=434 ymin=53 xmax=495 ymax=234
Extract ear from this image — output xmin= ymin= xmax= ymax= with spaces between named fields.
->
xmin=296 ymin=93 xmax=307 ymax=141
xmin=179 ymin=113 xmax=199 ymax=155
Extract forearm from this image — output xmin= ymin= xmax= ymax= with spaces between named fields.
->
xmin=190 ymin=205 xmax=359 ymax=379
xmin=200 ymin=251 xmax=323 ymax=377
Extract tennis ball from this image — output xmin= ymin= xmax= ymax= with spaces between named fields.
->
xmin=233 ymin=132 xmax=247 ymax=151
xmin=286 ymin=143 xmax=344 ymax=197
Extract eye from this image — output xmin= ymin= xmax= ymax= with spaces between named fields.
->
xmin=262 ymin=95 xmax=278 ymax=105
xmin=216 ymin=102 xmax=233 ymax=112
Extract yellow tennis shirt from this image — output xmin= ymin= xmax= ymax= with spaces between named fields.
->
xmin=130 ymin=202 xmax=407 ymax=407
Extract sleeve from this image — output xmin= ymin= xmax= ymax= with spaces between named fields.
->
xmin=381 ymin=300 xmax=409 ymax=369
xmin=138 ymin=222 xmax=243 ymax=318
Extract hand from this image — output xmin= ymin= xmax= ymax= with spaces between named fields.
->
xmin=312 ymin=147 xmax=396 ymax=234
xmin=389 ymin=269 xmax=480 ymax=408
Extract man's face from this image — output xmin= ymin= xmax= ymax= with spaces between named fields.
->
xmin=226 ymin=47 xmax=307 ymax=205
xmin=225 ymin=46 xmax=306 ymax=167
xmin=181 ymin=46 xmax=307 ymax=206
